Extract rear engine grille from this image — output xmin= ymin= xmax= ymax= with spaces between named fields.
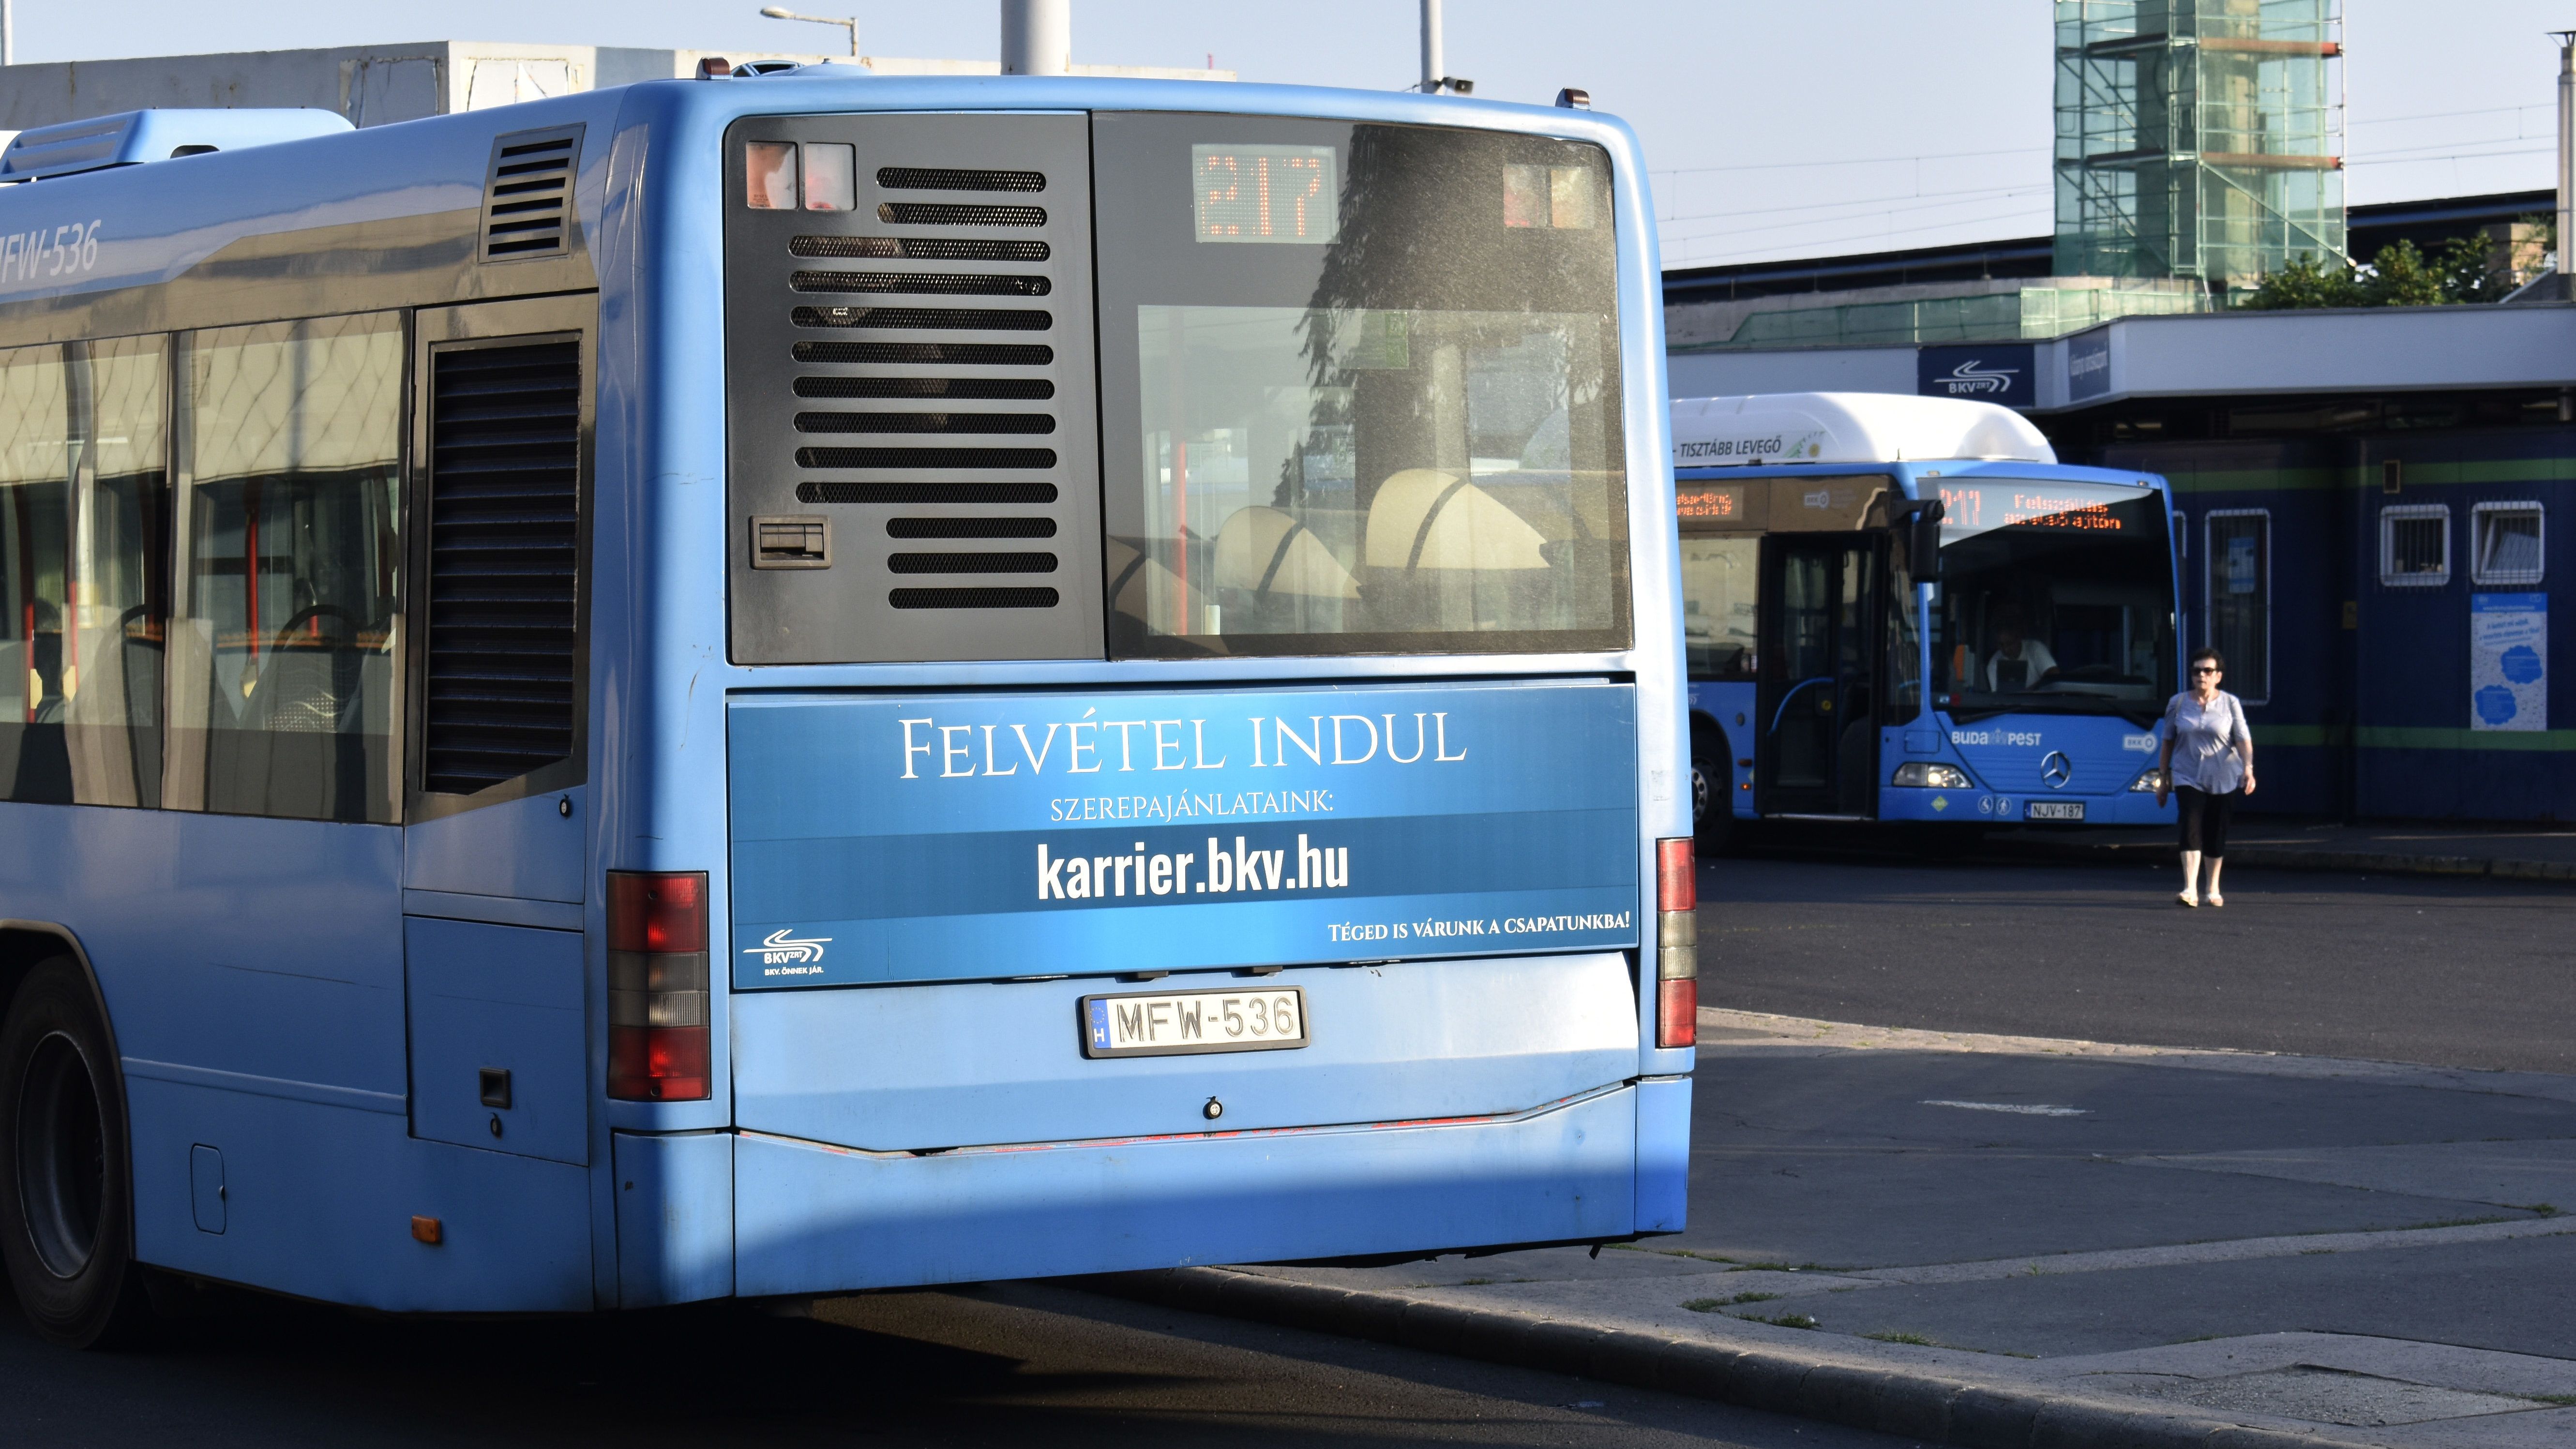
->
xmin=888 ymin=552 xmax=1059 ymax=574
xmin=728 ymin=113 xmax=1100 ymax=662
xmin=887 ymin=516 xmax=1056 ymax=538
xmin=424 ymin=340 xmax=581 ymax=793
xmin=793 ymin=411 xmax=1055 ymax=435
xmin=796 ymin=481 xmax=1059 ymax=505
xmin=789 ymin=271 xmax=1051 ymax=296
xmin=877 ymin=202 xmax=1046 ymax=226
xmin=877 ymin=166 xmax=1045 ymax=192
xmin=889 ymin=588 xmax=1060 ymax=609
xmin=790 ymin=236 xmax=1051 ymax=261
xmin=793 ymin=377 xmax=1055 ymax=400
xmin=790 ymin=341 xmax=1054 ymax=366
xmin=792 ymin=306 xmax=1052 ymax=331
xmin=796 ymin=446 xmax=1057 ymax=469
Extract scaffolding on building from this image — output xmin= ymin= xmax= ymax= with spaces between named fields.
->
xmin=2055 ymin=0 xmax=2345 ymax=296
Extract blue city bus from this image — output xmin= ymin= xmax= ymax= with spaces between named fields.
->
xmin=1671 ymin=393 xmax=2180 ymax=846
xmin=0 ymin=72 xmax=1694 ymax=1345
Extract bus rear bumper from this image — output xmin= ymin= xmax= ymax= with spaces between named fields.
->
xmin=716 ymin=1079 xmax=1661 ymax=1301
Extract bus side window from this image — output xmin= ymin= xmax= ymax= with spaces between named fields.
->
xmin=1677 ymin=535 xmax=1757 ymax=680
xmin=164 ymin=314 xmax=405 ymax=824
xmin=0 ymin=338 xmax=169 ymax=807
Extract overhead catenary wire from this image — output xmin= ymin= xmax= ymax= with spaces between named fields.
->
xmin=1664 ymin=202 xmax=2057 ymax=265
xmin=1650 ymin=145 xmax=2047 ymax=179
xmin=1658 ymin=188 xmax=2050 ymax=245
xmin=1657 ymin=181 xmax=2043 ymax=227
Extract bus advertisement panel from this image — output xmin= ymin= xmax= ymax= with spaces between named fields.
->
xmin=730 ymin=681 xmax=1641 ymax=988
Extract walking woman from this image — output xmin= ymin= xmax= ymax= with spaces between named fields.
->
xmin=2155 ymin=648 xmax=2255 ymax=907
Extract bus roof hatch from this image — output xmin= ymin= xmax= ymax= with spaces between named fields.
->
xmin=1670 ymin=392 xmax=2055 ymax=469
xmin=0 ymin=108 xmax=355 ymax=183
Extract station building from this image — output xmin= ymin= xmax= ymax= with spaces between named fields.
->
xmin=1672 ymin=290 xmax=2571 ymax=823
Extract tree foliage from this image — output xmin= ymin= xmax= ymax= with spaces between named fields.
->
xmin=2238 ymin=219 xmax=2555 ymax=310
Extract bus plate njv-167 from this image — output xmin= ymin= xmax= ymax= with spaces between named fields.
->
xmin=1080 ymin=987 xmax=1308 ymax=1058
xmin=2025 ymin=800 xmax=2085 ymax=821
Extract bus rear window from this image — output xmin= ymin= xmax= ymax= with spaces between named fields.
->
xmin=1095 ymin=115 xmax=1629 ymax=658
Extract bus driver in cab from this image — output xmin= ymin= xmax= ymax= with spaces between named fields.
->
xmin=1985 ymin=604 xmax=2060 ymax=693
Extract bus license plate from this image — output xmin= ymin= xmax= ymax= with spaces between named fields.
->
xmin=2025 ymin=801 xmax=2085 ymax=821
xmin=1080 ymin=987 xmax=1308 ymax=1059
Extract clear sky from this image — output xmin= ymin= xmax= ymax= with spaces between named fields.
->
xmin=13 ymin=1 xmax=2566 ymax=270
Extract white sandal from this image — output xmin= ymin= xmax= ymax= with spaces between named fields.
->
xmin=2176 ymin=892 xmax=2199 ymax=908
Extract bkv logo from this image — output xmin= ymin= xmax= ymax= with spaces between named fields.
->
xmin=1937 ymin=358 xmax=2019 ymax=396
xmin=744 ymin=929 xmax=831 ymax=965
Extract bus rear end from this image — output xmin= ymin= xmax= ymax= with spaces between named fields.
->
xmin=607 ymin=82 xmax=1691 ymax=1301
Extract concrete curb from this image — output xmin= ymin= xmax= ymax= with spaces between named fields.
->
xmin=1983 ymin=838 xmax=2576 ymax=885
xmin=1087 ymin=1266 xmax=2371 ymax=1449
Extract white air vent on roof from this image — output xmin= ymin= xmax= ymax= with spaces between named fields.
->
xmin=0 ymin=108 xmax=351 ymax=183
xmin=478 ymin=124 xmax=584 ymax=262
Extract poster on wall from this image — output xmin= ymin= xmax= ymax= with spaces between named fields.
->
xmin=2470 ymin=593 xmax=2547 ymax=732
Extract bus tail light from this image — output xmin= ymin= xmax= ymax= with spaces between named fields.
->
xmin=607 ymin=871 xmax=712 ymax=1101
xmin=1655 ymin=838 xmax=1698 ymax=1049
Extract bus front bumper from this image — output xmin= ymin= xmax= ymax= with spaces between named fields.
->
xmin=1877 ymin=788 xmax=2176 ymax=826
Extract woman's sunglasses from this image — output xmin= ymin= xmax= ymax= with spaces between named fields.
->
xmin=2191 ymin=665 xmax=2222 ymax=675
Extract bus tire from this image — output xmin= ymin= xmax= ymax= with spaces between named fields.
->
xmin=1690 ymin=722 xmax=1734 ymax=856
xmin=0 ymin=957 xmax=153 ymax=1348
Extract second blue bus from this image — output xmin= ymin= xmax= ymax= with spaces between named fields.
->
xmin=1672 ymin=392 xmax=2181 ymax=845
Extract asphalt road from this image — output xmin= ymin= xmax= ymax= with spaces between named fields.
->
xmin=1699 ymin=851 xmax=2576 ymax=1072
xmin=0 ymin=1277 xmax=1917 ymax=1449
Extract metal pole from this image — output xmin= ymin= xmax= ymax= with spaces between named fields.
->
xmin=1420 ymin=0 xmax=1443 ymax=92
xmin=757 ymin=9 xmax=859 ymax=60
xmin=3 ymin=0 xmax=14 ymax=69
xmin=1001 ymin=0 xmax=1070 ymax=76
xmin=2557 ymin=31 xmax=2574 ymax=294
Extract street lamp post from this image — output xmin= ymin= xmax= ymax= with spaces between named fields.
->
xmin=2556 ymin=30 xmax=2575 ymax=296
xmin=758 ymin=6 xmax=859 ymax=59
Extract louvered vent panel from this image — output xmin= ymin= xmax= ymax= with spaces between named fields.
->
xmin=725 ymin=113 xmax=1103 ymax=663
xmin=876 ymin=166 xmax=1046 ymax=192
xmin=425 ymin=341 xmax=581 ymax=793
xmin=479 ymin=126 xmax=583 ymax=262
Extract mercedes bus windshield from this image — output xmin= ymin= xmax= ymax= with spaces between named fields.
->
xmin=1931 ymin=478 xmax=2176 ymax=722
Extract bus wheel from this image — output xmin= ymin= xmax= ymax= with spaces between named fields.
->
xmin=0 ymin=958 xmax=152 ymax=1348
xmin=1690 ymin=724 xmax=1733 ymax=856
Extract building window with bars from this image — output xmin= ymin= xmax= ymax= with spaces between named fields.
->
xmin=2470 ymin=502 xmax=2544 ymax=587
xmin=2379 ymin=505 xmax=2450 ymax=588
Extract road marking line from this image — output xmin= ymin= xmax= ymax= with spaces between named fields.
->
xmin=1919 ymin=1099 xmax=2089 ymax=1116
xmin=1847 ymin=1215 xmax=2576 ymax=1285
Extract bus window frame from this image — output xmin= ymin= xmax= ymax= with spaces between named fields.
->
xmin=404 ymin=297 xmax=597 ymax=824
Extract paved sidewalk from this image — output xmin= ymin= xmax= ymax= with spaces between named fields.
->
xmin=1096 ymin=1009 xmax=2576 ymax=1449
xmin=1982 ymin=819 xmax=2576 ymax=884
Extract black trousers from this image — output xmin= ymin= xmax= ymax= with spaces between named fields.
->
xmin=2175 ymin=785 xmax=2238 ymax=857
